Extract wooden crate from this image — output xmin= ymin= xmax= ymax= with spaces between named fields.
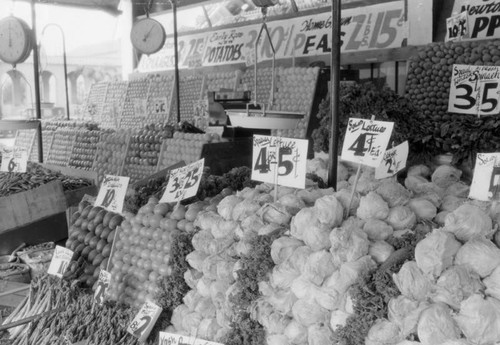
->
xmin=0 ymin=181 xmax=67 ymax=234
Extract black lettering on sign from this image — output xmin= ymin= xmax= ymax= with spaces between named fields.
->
xmin=94 ymin=281 xmax=108 ymax=305
xmin=57 ymin=260 xmax=69 ymax=275
xmin=303 ymin=35 xmax=316 ymax=54
xmin=102 ymin=189 xmax=116 ymax=208
xmin=8 ymin=158 xmax=16 ymax=172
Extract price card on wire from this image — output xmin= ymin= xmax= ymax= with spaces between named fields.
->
xmin=94 ymin=175 xmax=130 ymax=214
xmin=93 ymin=269 xmax=111 ymax=305
xmin=448 ymin=64 xmax=500 ymax=116
xmin=160 ymin=159 xmax=205 ymax=203
xmin=48 ymin=245 xmax=74 ymax=278
xmin=446 ymin=11 xmax=468 ymax=42
xmin=127 ymin=300 xmax=162 ymax=342
xmin=469 ymin=153 xmax=500 ymax=201
xmin=153 ymin=98 xmax=168 ymax=115
xmin=159 ymin=332 xmax=224 ymax=345
xmin=341 ymin=118 xmax=394 ymax=168
xmin=375 ymin=141 xmax=409 ymax=179
xmin=251 ymin=135 xmax=309 ymax=189
xmin=0 ymin=147 xmax=28 ymax=173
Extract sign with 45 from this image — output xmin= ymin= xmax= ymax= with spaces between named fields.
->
xmin=160 ymin=159 xmax=205 ymax=203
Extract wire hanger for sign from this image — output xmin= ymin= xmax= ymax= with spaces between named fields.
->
xmin=144 ymin=0 xmax=153 ymax=17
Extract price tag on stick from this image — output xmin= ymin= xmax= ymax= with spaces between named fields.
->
xmin=127 ymin=300 xmax=162 ymax=342
xmin=47 ymin=246 xmax=74 ymax=278
xmin=375 ymin=141 xmax=409 ymax=179
xmin=93 ymin=269 xmax=111 ymax=305
xmin=341 ymin=118 xmax=394 ymax=168
xmin=469 ymin=153 xmax=500 ymax=201
xmin=448 ymin=64 xmax=500 ymax=116
xmin=94 ymin=175 xmax=130 ymax=214
xmin=1 ymin=147 xmax=28 ymax=173
xmin=160 ymin=159 xmax=204 ymax=203
xmin=446 ymin=11 xmax=468 ymax=42
xmin=251 ymin=135 xmax=309 ymax=189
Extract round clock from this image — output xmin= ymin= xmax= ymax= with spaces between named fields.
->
xmin=130 ymin=17 xmax=166 ymax=55
xmin=0 ymin=16 xmax=34 ymax=66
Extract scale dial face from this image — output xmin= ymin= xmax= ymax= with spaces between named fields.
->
xmin=0 ymin=16 xmax=33 ymax=65
xmin=130 ymin=17 xmax=166 ymax=55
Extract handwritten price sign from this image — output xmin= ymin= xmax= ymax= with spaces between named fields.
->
xmin=375 ymin=141 xmax=409 ymax=179
xmin=446 ymin=11 xmax=468 ymax=42
xmin=160 ymin=159 xmax=204 ymax=203
xmin=448 ymin=64 xmax=500 ymax=116
xmin=127 ymin=301 xmax=162 ymax=342
xmin=47 ymin=246 xmax=74 ymax=278
xmin=251 ymin=135 xmax=308 ymax=189
xmin=94 ymin=175 xmax=130 ymax=214
xmin=341 ymin=118 xmax=394 ymax=168
xmin=153 ymin=98 xmax=168 ymax=115
xmin=469 ymin=152 xmax=500 ymax=201
xmin=1 ymin=147 xmax=28 ymax=173
xmin=159 ymin=332 xmax=224 ymax=345
xmin=93 ymin=269 xmax=111 ymax=305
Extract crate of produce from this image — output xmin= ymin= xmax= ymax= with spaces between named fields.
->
xmin=68 ymin=130 xmax=101 ymax=171
xmin=45 ymin=129 xmax=78 ymax=166
xmin=119 ymin=77 xmax=151 ymax=129
xmin=92 ymin=130 xmax=132 ymax=185
xmin=146 ymin=73 xmax=175 ymax=124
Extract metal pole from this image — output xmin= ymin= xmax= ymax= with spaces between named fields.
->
xmin=40 ymin=24 xmax=71 ymax=120
xmin=327 ymin=0 xmax=340 ymax=189
xmin=31 ymin=0 xmax=43 ymax=163
xmin=171 ymin=0 xmax=181 ymax=123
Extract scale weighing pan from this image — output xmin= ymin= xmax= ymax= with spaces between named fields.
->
xmin=227 ymin=109 xmax=304 ymax=129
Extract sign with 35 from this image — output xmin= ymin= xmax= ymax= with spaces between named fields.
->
xmin=160 ymin=159 xmax=205 ymax=203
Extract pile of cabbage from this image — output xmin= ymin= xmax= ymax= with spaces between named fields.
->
xmin=166 ymin=184 xmax=333 ymax=342
xmin=365 ymin=168 xmax=500 ymax=345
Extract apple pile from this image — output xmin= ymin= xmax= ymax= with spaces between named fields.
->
xmin=272 ymin=66 xmax=319 ymax=139
xmin=93 ymin=129 xmax=133 ymax=185
xmin=69 ymin=130 xmax=101 ymax=171
xmin=83 ymin=81 xmax=108 ymax=120
xmin=171 ymin=74 xmax=204 ymax=124
xmin=157 ymin=132 xmax=219 ymax=170
xmin=101 ymin=81 xmax=128 ymax=129
xmin=107 ymin=198 xmax=207 ymax=308
xmin=66 ymin=199 xmax=123 ymax=288
xmin=203 ymin=71 xmax=238 ymax=95
xmin=14 ymin=129 xmax=36 ymax=155
xmin=122 ymin=125 xmax=173 ymax=183
xmin=119 ymin=77 xmax=151 ymax=129
xmin=46 ymin=129 xmax=78 ymax=166
xmin=239 ymin=66 xmax=274 ymax=104
xmin=147 ymin=74 xmax=175 ymax=124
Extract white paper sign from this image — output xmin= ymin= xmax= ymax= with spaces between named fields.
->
xmin=93 ymin=269 xmax=111 ymax=305
xmin=469 ymin=152 xmax=500 ymax=201
xmin=446 ymin=12 xmax=468 ymax=42
xmin=159 ymin=332 xmax=224 ymax=345
xmin=375 ymin=141 xmax=409 ymax=179
xmin=160 ymin=159 xmax=205 ymax=203
xmin=448 ymin=64 xmax=500 ymax=116
xmin=1 ymin=147 xmax=28 ymax=173
xmin=127 ymin=300 xmax=162 ymax=342
xmin=152 ymin=98 xmax=168 ymax=115
xmin=94 ymin=175 xmax=130 ymax=214
xmin=341 ymin=118 xmax=394 ymax=168
xmin=251 ymin=135 xmax=309 ymax=189
xmin=47 ymin=245 xmax=74 ymax=278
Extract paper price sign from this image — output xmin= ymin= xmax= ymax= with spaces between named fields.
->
xmin=153 ymin=98 xmax=168 ymax=115
xmin=48 ymin=245 xmax=74 ymax=278
xmin=133 ymin=99 xmax=148 ymax=116
xmin=341 ymin=118 xmax=394 ymax=168
xmin=94 ymin=175 xmax=130 ymax=214
xmin=160 ymin=159 xmax=205 ymax=203
xmin=448 ymin=64 xmax=500 ymax=116
xmin=251 ymin=135 xmax=309 ymax=189
xmin=127 ymin=301 xmax=162 ymax=342
xmin=93 ymin=269 xmax=111 ymax=305
xmin=446 ymin=12 xmax=468 ymax=42
xmin=469 ymin=153 xmax=500 ymax=201
xmin=375 ymin=141 xmax=409 ymax=179
xmin=159 ymin=332 xmax=224 ymax=345
xmin=1 ymin=147 xmax=28 ymax=173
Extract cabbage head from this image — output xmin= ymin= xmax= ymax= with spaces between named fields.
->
xmin=357 ymin=191 xmax=390 ymax=220
xmin=417 ymin=303 xmax=461 ymax=345
xmin=385 ymin=206 xmax=417 ymax=230
xmin=365 ymin=319 xmax=403 ymax=345
xmin=415 ymin=229 xmax=462 ymax=278
xmin=443 ymin=204 xmax=494 ymax=242
xmin=484 ymin=265 xmax=500 ymax=301
xmin=393 ymin=261 xmax=432 ymax=301
xmin=329 ymin=226 xmax=370 ymax=266
xmin=454 ymin=237 xmax=500 ymax=278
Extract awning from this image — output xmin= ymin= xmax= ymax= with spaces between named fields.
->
xmin=34 ymin=0 xmax=122 ymax=15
